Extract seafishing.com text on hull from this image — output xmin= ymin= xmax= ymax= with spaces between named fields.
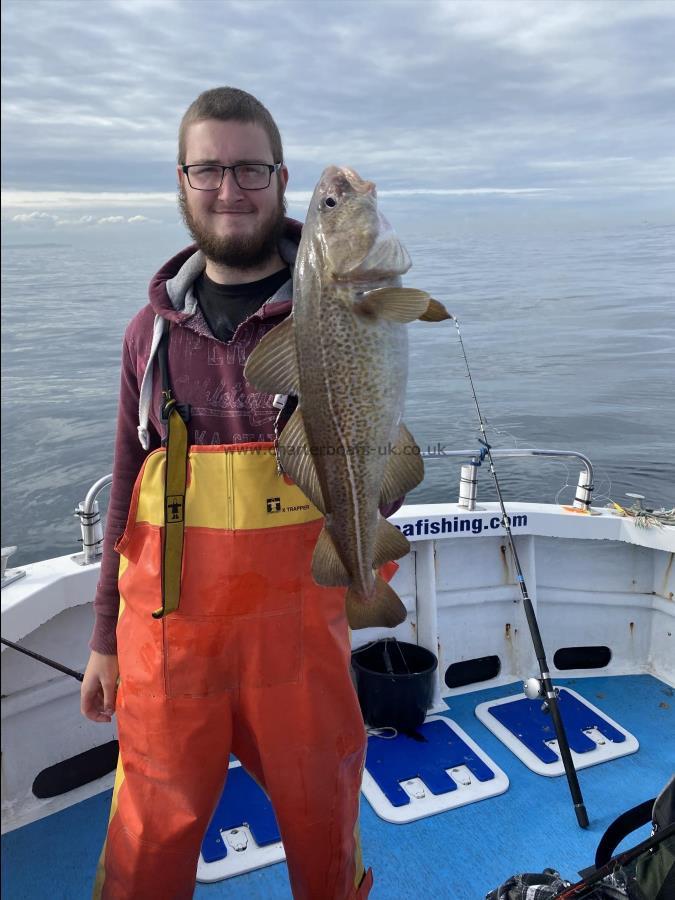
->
xmin=396 ymin=515 xmax=528 ymax=537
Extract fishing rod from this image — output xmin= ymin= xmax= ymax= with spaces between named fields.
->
xmin=451 ymin=315 xmax=589 ymax=829
xmin=553 ymin=822 xmax=675 ymax=898
xmin=1 ymin=637 xmax=84 ymax=682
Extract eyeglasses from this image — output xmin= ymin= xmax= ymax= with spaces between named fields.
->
xmin=181 ymin=163 xmax=281 ymax=191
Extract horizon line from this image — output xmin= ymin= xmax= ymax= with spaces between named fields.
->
xmin=1 ymin=186 xmax=557 ymax=209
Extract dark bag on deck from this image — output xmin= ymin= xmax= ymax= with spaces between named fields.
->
xmin=485 ymin=776 xmax=675 ymax=900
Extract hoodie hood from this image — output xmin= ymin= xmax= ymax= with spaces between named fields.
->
xmin=148 ymin=217 xmax=302 ymax=323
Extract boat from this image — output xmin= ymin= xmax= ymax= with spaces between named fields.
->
xmin=2 ymin=449 xmax=674 ymax=898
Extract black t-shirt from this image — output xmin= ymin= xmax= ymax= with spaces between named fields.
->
xmin=194 ymin=267 xmax=291 ymax=343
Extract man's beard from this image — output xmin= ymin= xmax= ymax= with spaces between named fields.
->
xmin=179 ymin=188 xmax=287 ymax=270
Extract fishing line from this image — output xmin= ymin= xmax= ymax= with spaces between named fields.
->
xmin=593 ymin=472 xmax=614 ymax=508
xmin=554 ymin=469 xmax=571 ymax=506
xmin=366 ymin=726 xmax=399 ymax=740
xmin=450 ymin=315 xmax=590 ymax=829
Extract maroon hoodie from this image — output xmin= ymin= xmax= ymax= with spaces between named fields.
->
xmin=90 ymin=221 xmax=302 ymax=654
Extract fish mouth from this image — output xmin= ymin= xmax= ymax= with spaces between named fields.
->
xmin=341 ymin=167 xmax=376 ymax=196
xmin=321 ymin=165 xmax=376 ymax=198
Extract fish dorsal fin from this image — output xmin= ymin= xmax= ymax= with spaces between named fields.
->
xmin=312 ymin=525 xmax=350 ymax=586
xmin=372 ymin=516 xmax=410 ymax=568
xmin=243 ymin=315 xmax=300 ymax=396
xmin=357 ymin=287 xmax=434 ymax=323
xmin=278 ymin=406 xmax=326 ymax=513
xmin=419 ymin=298 xmax=453 ymax=322
xmin=380 ymin=423 xmax=425 ymax=505
xmin=346 ymin=576 xmax=407 ymax=629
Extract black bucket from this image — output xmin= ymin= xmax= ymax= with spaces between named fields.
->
xmin=351 ymin=639 xmax=438 ymax=733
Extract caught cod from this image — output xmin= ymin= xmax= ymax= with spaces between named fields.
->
xmin=245 ymin=166 xmax=450 ymax=629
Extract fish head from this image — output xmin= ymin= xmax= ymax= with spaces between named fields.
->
xmin=303 ymin=165 xmax=411 ymax=282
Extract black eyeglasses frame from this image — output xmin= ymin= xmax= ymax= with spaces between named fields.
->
xmin=180 ymin=163 xmax=282 ymax=191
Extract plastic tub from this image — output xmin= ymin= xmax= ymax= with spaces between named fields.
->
xmin=351 ymin=639 xmax=438 ymax=732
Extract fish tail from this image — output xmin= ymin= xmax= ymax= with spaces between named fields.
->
xmin=345 ymin=576 xmax=407 ymax=630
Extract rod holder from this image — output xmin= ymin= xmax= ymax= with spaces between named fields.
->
xmin=1 ymin=545 xmax=26 ymax=589
xmin=458 ymin=461 xmax=479 ymax=510
xmin=75 ymin=500 xmax=104 ymax=564
xmin=73 ymin=473 xmax=112 ymax=566
xmin=574 ymin=469 xmax=593 ymax=510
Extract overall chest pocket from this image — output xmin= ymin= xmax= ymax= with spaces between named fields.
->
xmin=162 ymin=614 xmax=239 ymax=698
xmin=162 ymin=603 xmax=304 ymax=698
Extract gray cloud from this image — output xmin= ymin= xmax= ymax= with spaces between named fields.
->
xmin=2 ymin=0 xmax=674 ymax=215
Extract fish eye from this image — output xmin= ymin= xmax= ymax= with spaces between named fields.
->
xmin=324 ymin=196 xmax=337 ymax=208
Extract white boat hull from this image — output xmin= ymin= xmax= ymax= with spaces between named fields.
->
xmin=2 ymin=501 xmax=673 ymax=833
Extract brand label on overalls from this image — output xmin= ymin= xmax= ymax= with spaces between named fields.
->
xmin=166 ymin=496 xmax=185 ymax=522
xmin=266 ymin=496 xmax=311 ymax=515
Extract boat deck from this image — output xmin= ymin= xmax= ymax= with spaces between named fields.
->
xmin=3 ymin=674 xmax=673 ymax=899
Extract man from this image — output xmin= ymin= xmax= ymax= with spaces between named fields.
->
xmin=81 ymin=87 xmax=373 ymax=899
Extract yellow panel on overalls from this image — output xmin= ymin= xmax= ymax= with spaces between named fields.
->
xmin=93 ymin=441 xmax=373 ymax=900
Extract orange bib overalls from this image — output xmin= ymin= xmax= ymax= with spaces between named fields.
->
xmin=93 ymin=349 xmax=372 ymax=899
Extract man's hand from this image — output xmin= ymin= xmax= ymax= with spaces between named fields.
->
xmin=81 ymin=651 xmax=119 ymax=723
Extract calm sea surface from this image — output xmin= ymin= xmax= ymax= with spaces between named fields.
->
xmin=2 ymin=222 xmax=674 ymax=567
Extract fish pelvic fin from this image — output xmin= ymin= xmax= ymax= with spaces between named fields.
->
xmin=346 ymin=577 xmax=407 ymax=630
xmin=373 ymin=517 xmax=411 ymax=568
xmin=419 ymin=298 xmax=453 ymax=322
xmin=312 ymin=525 xmax=350 ymax=586
xmin=243 ymin=315 xmax=300 ymax=396
xmin=380 ymin=423 xmax=424 ymax=505
xmin=279 ymin=407 xmax=326 ymax=513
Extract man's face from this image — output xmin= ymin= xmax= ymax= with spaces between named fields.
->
xmin=178 ymin=119 xmax=289 ymax=269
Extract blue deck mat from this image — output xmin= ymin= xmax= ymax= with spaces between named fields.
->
xmin=487 ymin=689 xmax=626 ymax=763
xmin=201 ymin=765 xmax=281 ymax=863
xmin=366 ymin=718 xmax=495 ymax=806
xmin=3 ymin=675 xmax=673 ymax=899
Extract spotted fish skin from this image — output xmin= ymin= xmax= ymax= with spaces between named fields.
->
xmin=294 ymin=278 xmax=406 ymax=597
xmin=245 ymin=166 xmax=450 ymax=628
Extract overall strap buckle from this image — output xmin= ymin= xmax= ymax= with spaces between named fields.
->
xmin=160 ymin=398 xmax=192 ymax=425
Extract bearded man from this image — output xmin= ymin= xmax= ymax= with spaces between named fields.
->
xmin=81 ymin=87 xmax=374 ymax=900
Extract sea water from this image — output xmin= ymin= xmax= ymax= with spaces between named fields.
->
xmin=2 ymin=221 xmax=674 ymax=566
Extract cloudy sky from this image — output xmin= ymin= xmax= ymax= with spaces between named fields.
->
xmin=2 ymin=0 xmax=675 ymax=234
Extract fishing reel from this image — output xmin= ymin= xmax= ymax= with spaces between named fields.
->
xmin=523 ymin=677 xmax=560 ymax=714
xmin=523 ymin=677 xmax=544 ymax=699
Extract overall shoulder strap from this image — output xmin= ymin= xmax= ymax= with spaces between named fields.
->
xmin=152 ymin=325 xmax=189 ymax=620
xmin=157 ymin=326 xmax=191 ymax=433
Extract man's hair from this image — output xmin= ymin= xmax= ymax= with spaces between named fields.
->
xmin=178 ymin=87 xmax=283 ymax=165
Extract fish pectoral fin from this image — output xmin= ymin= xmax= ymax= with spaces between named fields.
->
xmin=345 ymin=229 xmax=411 ymax=278
xmin=419 ymin=298 xmax=453 ymax=322
xmin=278 ymin=407 xmax=326 ymax=513
xmin=356 ymin=287 xmax=434 ymax=323
xmin=380 ymin=423 xmax=424 ymax=505
xmin=373 ymin=517 xmax=411 ymax=568
xmin=346 ymin=577 xmax=407 ymax=630
xmin=243 ymin=315 xmax=300 ymax=395
xmin=312 ymin=526 xmax=351 ymax=586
